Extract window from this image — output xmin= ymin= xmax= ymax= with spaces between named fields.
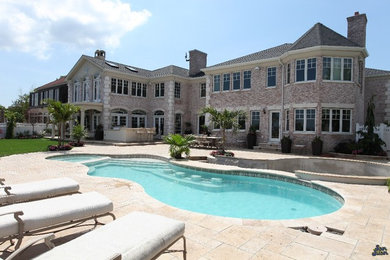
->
xmin=155 ymin=83 xmax=165 ymax=97
xmin=322 ymin=109 xmax=351 ymax=133
xmin=73 ymin=83 xmax=80 ymax=102
xmin=322 ymin=57 xmax=353 ymax=81
xmin=137 ymin=83 xmax=142 ymax=96
xmin=294 ymin=109 xmax=316 ymax=132
xmin=131 ymin=110 xmax=146 ymax=128
xmin=223 ymin=73 xmax=230 ymax=91
xmin=34 ymin=93 xmax=38 ymax=106
xmin=117 ymin=79 xmax=123 ymax=94
xmin=285 ymin=109 xmax=289 ymax=131
xmin=200 ymin=83 xmax=206 ymax=98
xmin=238 ymin=114 xmax=246 ymax=130
xmin=286 ymin=64 xmax=291 ymax=84
xmin=250 ymin=111 xmax=260 ymax=131
xmin=267 ymin=67 xmax=276 ymax=87
xmin=82 ymin=82 xmax=87 ymax=101
xmin=131 ymin=82 xmax=136 ymax=96
xmin=213 ymin=75 xmax=220 ymax=92
xmin=123 ymin=80 xmax=129 ymax=95
xmin=233 ymin=72 xmax=240 ymax=90
xmin=93 ymin=78 xmax=100 ymax=101
xmin=296 ymin=58 xmax=316 ymax=82
xmin=174 ymin=113 xmax=182 ymax=133
xmin=111 ymin=109 xmax=127 ymax=128
xmin=111 ymin=78 xmax=116 ymax=93
xmin=142 ymin=84 xmax=147 ymax=97
xmin=174 ymin=82 xmax=181 ymax=98
xmin=243 ymin=70 xmax=251 ymax=89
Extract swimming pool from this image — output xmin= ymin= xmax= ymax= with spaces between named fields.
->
xmin=52 ymin=156 xmax=342 ymax=220
xmin=48 ymin=154 xmax=107 ymax=163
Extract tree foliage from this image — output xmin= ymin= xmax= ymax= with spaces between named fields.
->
xmin=163 ymin=134 xmax=195 ymax=159
xmin=201 ymin=106 xmax=246 ymax=151
xmin=47 ymin=100 xmax=79 ymax=146
xmin=7 ymin=93 xmax=30 ymax=122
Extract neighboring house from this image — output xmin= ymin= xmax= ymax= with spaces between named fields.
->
xmin=28 ymin=76 xmax=68 ymax=124
xmin=53 ymin=12 xmax=390 ymax=152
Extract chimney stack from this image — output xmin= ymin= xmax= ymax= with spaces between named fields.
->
xmin=347 ymin=12 xmax=367 ymax=47
xmin=188 ymin=49 xmax=207 ymax=77
xmin=94 ymin=50 xmax=106 ymax=60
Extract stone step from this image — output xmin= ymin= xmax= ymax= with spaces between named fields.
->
xmin=253 ymin=142 xmax=281 ymax=150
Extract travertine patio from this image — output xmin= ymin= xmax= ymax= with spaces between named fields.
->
xmin=1 ymin=143 xmax=389 ymax=259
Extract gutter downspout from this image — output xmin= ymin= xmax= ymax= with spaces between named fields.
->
xmin=279 ymin=58 xmax=285 ymax=141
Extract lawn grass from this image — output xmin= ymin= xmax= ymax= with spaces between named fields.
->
xmin=0 ymin=138 xmax=58 ymax=157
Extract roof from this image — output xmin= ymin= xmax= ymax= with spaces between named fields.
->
xmin=208 ymin=43 xmax=293 ymax=68
xmin=83 ymin=55 xmax=189 ymax=78
xmin=35 ymin=76 xmax=67 ymax=91
xmin=289 ymin=23 xmax=359 ymax=51
xmin=365 ymin=68 xmax=390 ymax=77
xmin=207 ymin=23 xmax=361 ymax=69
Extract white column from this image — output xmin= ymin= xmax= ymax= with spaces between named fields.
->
xmin=103 ymin=76 xmax=111 ymax=130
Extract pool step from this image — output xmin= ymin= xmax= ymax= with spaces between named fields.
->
xmin=253 ymin=142 xmax=281 ymax=151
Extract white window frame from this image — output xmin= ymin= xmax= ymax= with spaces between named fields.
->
xmin=321 ymin=108 xmax=352 ymax=133
xmin=213 ymin=75 xmax=220 ymax=92
xmin=223 ymin=73 xmax=230 ymax=91
xmin=131 ymin=111 xmax=147 ymax=128
xmin=250 ymin=111 xmax=260 ymax=131
xmin=243 ymin=70 xmax=251 ymax=89
xmin=284 ymin=109 xmax=289 ymax=132
xmin=82 ymin=81 xmax=87 ymax=101
xmin=323 ymin=57 xmax=353 ymax=81
xmin=155 ymin=83 xmax=165 ymax=98
xmin=233 ymin=72 xmax=240 ymax=90
xmin=295 ymin=58 xmax=316 ymax=82
xmin=294 ymin=108 xmax=316 ymax=132
xmin=111 ymin=110 xmax=128 ymax=128
xmin=73 ymin=82 xmax=80 ymax=102
xmin=174 ymin=82 xmax=181 ymax=98
xmin=267 ymin=67 xmax=276 ymax=87
xmin=200 ymin=83 xmax=206 ymax=98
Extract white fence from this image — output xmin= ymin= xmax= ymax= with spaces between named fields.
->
xmin=0 ymin=123 xmax=52 ymax=138
xmin=356 ymin=123 xmax=390 ymax=152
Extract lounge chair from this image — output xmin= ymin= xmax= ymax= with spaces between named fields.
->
xmin=0 ymin=178 xmax=79 ymax=205
xmin=0 ymin=191 xmax=114 ymax=249
xmin=33 ymin=211 xmax=186 ymax=260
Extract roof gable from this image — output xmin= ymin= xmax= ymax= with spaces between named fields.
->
xmin=289 ymin=23 xmax=359 ymax=51
xmin=35 ymin=76 xmax=67 ymax=91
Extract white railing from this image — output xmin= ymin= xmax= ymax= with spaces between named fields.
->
xmin=356 ymin=123 xmax=390 ymax=151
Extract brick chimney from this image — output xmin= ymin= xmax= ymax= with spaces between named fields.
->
xmin=347 ymin=12 xmax=367 ymax=47
xmin=94 ymin=50 xmax=106 ymax=60
xmin=188 ymin=49 xmax=207 ymax=77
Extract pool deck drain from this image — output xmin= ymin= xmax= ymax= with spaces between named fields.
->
xmin=1 ymin=143 xmax=390 ymax=259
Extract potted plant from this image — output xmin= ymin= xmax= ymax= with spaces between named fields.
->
xmin=163 ymin=134 xmax=195 ymax=159
xmin=247 ymin=125 xmax=257 ymax=149
xmin=184 ymin=122 xmax=193 ymax=134
xmin=200 ymin=125 xmax=210 ymax=136
xmin=280 ymin=135 xmax=292 ymax=153
xmin=71 ymin=124 xmax=87 ymax=146
xmin=312 ymin=136 xmax=323 ymax=156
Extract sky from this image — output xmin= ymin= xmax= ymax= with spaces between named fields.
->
xmin=0 ymin=0 xmax=389 ymax=107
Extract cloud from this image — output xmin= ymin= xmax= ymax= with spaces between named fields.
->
xmin=0 ymin=0 xmax=151 ymax=59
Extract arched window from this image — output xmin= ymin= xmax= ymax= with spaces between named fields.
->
xmin=111 ymin=109 xmax=128 ymax=128
xmin=131 ymin=110 xmax=146 ymax=128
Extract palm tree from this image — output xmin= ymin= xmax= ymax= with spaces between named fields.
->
xmin=163 ymin=134 xmax=195 ymax=159
xmin=47 ymin=100 xmax=80 ymax=146
xmin=201 ymin=106 xmax=246 ymax=151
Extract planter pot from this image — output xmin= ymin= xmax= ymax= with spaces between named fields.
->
xmin=281 ymin=141 xmax=292 ymax=153
xmin=312 ymin=141 xmax=323 ymax=156
xmin=95 ymin=130 xmax=104 ymax=140
xmin=247 ymin=134 xmax=257 ymax=149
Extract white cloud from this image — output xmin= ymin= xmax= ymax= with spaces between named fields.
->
xmin=0 ymin=0 xmax=151 ymax=59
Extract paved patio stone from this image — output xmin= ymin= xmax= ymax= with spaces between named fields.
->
xmin=1 ymin=143 xmax=390 ymax=259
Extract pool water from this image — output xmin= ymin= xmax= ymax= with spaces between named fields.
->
xmin=82 ymin=158 xmax=343 ymax=220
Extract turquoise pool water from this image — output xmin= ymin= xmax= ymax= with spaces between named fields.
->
xmin=77 ymin=158 xmax=343 ymax=220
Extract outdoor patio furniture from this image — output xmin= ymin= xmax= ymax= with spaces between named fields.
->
xmin=0 ymin=178 xmax=80 ymax=205
xmin=33 ymin=211 xmax=186 ymax=260
xmin=0 ymin=191 xmax=114 ymax=249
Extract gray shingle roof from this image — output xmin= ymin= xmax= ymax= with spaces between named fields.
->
xmin=83 ymin=55 xmax=189 ymax=78
xmin=365 ymin=68 xmax=390 ymax=77
xmin=289 ymin=23 xmax=359 ymax=51
xmin=207 ymin=23 xmax=361 ymax=69
xmin=208 ymin=43 xmax=293 ymax=68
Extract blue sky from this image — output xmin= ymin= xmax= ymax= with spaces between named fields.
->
xmin=0 ymin=0 xmax=389 ymax=107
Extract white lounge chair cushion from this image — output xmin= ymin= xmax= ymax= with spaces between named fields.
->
xmin=0 ymin=178 xmax=79 ymax=204
xmin=0 ymin=192 xmax=113 ymax=238
xmin=35 ymin=211 xmax=185 ymax=260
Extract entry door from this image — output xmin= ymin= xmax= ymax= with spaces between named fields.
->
xmin=154 ymin=116 xmax=164 ymax=138
xmin=269 ymin=111 xmax=280 ymax=142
